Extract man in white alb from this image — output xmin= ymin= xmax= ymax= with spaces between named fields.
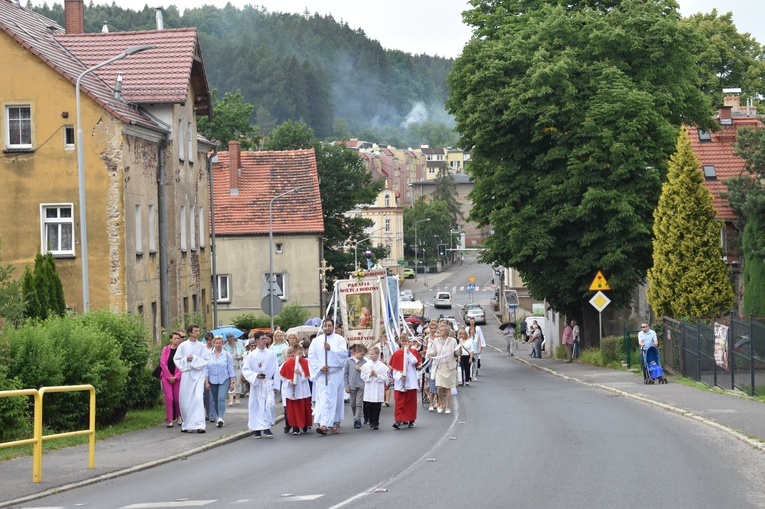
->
xmin=174 ymin=324 xmax=210 ymax=433
xmin=308 ymin=319 xmax=348 ymax=435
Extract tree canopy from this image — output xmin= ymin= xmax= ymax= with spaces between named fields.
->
xmin=447 ymin=0 xmax=715 ymax=320
xmin=197 ymin=89 xmax=258 ymax=150
xmin=646 ymin=132 xmax=734 ymax=318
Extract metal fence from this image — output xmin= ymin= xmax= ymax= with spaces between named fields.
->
xmin=660 ymin=314 xmax=765 ymax=397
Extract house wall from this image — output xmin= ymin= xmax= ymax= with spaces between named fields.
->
xmin=0 ymin=29 xmax=121 ymax=313
xmin=214 ymin=234 xmax=322 ymax=325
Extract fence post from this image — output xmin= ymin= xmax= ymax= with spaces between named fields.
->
xmin=624 ymin=324 xmax=630 ymax=369
xmin=750 ymin=313 xmax=755 ymax=397
xmin=730 ymin=310 xmax=735 ymax=391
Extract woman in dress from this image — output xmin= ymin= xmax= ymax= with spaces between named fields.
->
xmin=270 ymin=330 xmax=289 ymax=365
xmin=160 ymin=331 xmax=183 ymax=427
xmin=427 ymin=324 xmax=458 ymax=414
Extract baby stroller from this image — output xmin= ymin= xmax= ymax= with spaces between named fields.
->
xmin=642 ymin=345 xmax=667 ymax=384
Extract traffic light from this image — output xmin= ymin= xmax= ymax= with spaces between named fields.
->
xmin=438 ymin=243 xmax=446 ymax=256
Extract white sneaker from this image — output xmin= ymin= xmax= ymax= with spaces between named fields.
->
xmin=216 ymin=418 xmax=224 ymax=428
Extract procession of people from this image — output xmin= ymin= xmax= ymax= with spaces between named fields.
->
xmin=161 ymin=311 xmax=483 ymax=437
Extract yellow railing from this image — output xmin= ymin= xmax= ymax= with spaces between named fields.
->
xmin=0 ymin=384 xmax=96 ymax=482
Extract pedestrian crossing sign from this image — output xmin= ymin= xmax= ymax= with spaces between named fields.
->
xmin=589 ymin=271 xmax=611 ymax=291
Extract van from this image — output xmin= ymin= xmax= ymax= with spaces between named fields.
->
xmin=434 ymin=292 xmax=452 ymax=309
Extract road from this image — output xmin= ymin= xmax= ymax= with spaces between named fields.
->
xmin=18 ymin=260 xmax=765 ymax=509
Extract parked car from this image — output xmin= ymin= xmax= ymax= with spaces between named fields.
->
xmin=460 ymin=302 xmax=482 ymax=320
xmin=434 ymin=291 xmax=452 ymax=309
xmin=437 ymin=315 xmax=460 ymax=332
xmin=400 ymin=289 xmax=415 ymax=301
xmin=403 ymin=267 xmax=415 ymax=279
xmin=462 ymin=303 xmax=486 ymax=325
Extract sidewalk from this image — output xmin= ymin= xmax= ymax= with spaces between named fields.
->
xmin=503 ymin=338 xmax=765 ymax=451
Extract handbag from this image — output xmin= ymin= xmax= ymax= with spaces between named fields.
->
xmin=152 ymin=363 xmax=162 ymax=379
xmin=477 ymin=358 xmax=481 ymax=369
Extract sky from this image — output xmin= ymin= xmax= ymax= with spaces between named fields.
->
xmin=33 ymin=0 xmax=765 ymax=58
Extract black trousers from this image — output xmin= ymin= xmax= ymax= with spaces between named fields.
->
xmin=460 ymin=355 xmax=471 ymax=382
xmin=364 ymin=401 xmax=382 ymax=425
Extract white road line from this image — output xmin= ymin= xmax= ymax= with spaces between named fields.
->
xmin=281 ymin=495 xmax=324 ymax=501
xmin=122 ymin=501 xmax=216 ymax=508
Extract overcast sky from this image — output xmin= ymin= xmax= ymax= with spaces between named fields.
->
xmin=35 ymin=0 xmax=765 ymax=58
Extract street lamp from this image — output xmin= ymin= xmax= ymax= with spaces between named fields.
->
xmin=414 ymin=218 xmax=430 ymax=281
xmin=269 ymin=185 xmax=310 ymax=331
xmin=76 ymin=44 xmax=155 ymax=313
xmin=353 ymin=226 xmax=385 ymax=269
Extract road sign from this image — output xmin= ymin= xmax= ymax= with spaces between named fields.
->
xmin=468 ymin=276 xmax=476 ymax=283
xmin=589 ymin=291 xmax=611 ymax=312
xmin=589 ymin=271 xmax=611 ymax=291
xmin=397 ymin=259 xmax=406 ymax=265
xmin=261 ymin=294 xmax=283 ymax=316
xmin=467 ymin=283 xmax=476 ymax=292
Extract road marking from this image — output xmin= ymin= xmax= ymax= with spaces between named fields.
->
xmin=122 ymin=501 xmax=216 ymax=508
xmin=280 ymin=495 xmax=324 ymax=501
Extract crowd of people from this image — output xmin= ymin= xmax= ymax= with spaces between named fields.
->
xmin=157 ymin=315 xmax=489 ymax=437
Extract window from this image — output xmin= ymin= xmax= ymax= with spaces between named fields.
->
xmin=180 ymin=205 xmax=187 ymax=250
xmin=148 ymin=204 xmax=157 ymax=253
xmin=275 ymin=243 xmax=283 ymax=254
xmin=198 ymin=207 xmax=205 ymax=248
xmin=187 ymin=120 xmax=194 ymax=162
xmin=6 ymin=105 xmax=32 ymax=149
xmin=135 ymin=204 xmax=142 ymax=254
xmin=190 ymin=206 xmax=196 ymax=250
xmin=385 ymin=218 xmax=391 ymax=232
xmin=216 ymin=274 xmax=230 ymax=302
xmin=385 ymin=195 xmax=390 ymax=207
xmin=64 ymin=126 xmax=75 ymax=149
xmin=703 ymin=165 xmax=717 ymax=179
xmin=177 ymin=118 xmax=184 ymax=160
xmin=41 ymin=204 xmax=74 ymax=256
xmin=265 ymin=273 xmax=286 ymax=299
xmin=698 ymin=131 xmax=712 ymax=143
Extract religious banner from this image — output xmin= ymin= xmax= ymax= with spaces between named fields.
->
xmin=337 ymin=269 xmax=386 ymax=349
xmin=714 ymin=322 xmax=728 ymax=371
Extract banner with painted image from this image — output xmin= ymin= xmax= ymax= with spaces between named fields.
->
xmin=337 ymin=269 xmax=386 ymax=349
xmin=714 ymin=322 xmax=728 ymax=370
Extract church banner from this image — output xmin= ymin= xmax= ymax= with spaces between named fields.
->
xmin=336 ymin=269 xmax=386 ymax=349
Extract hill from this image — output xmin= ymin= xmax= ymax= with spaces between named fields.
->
xmin=34 ymin=3 xmax=456 ymax=146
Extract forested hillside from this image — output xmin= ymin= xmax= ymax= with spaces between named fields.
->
xmin=34 ymin=3 xmax=456 ymax=146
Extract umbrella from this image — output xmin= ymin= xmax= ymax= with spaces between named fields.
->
xmin=499 ymin=322 xmax=516 ymax=330
xmin=209 ymin=326 xmax=244 ymax=338
xmin=305 ymin=317 xmax=323 ymax=327
xmin=405 ymin=316 xmax=422 ymax=324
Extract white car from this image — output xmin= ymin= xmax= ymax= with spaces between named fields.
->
xmin=434 ymin=291 xmax=452 ymax=309
xmin=400 ymin=289 xmax=415 ymax=301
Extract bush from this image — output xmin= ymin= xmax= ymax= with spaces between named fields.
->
xmin=554 ymin=344 xmax=566 ymax=360
xmin=600 ymin=335 xmax=623 ymax=365
xmin=275 ymin=302 xmax=311 ymax=330
xmin=0 ymin=374 xmax=31 ymax=442
xmin=231 ymin=313 xmax=271 ymax=330
xmin=6 ymin=317 xmax=129 ymax=431
xmin=78 ymin=311 xmax=160 ymax=416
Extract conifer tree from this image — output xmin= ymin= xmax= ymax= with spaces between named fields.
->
xmin=21 ymin=253 xmax=66 ymax=320
xmin=647 ymin=131 xmax=734 ymax=318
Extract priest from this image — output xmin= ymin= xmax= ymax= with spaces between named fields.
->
xmin=173 ymin=324 xmax=210 ymax=433
xmin=307 ymin=318 xmax=348 ymax=435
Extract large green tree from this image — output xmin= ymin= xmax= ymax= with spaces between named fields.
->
xmin=263 ymin=121 xmax=383 ymax=281
xmin=446 ymin=0 xmax=715 ymax=329
xmin=727 ymin=126 xmax=765 ymax=316
xmin=21 ymin=253 xmax=65 ymax=320
xmin=197 ymin=89 xmax=258 ymax=150
xmin=646 ymin=132 xmax=734 ymax=318
xmin=431 ymin=168 xmax=463 ymax=225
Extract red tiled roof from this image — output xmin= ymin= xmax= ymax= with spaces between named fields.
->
xmin=57 ymin=28 xmax=209 ymax=108
xmin=0 ymin=1 xmax=209 ymax=132
xmin=686 ymin=117 xmax=761 ymax=222
xmin=212 ymin=149 xmax=324 ymax=236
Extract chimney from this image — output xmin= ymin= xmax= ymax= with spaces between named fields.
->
xmin=229 ymin=141 xmax=241 ymax=195
xmin=155 ymin=8 xmax=164 ymax=30
xmin=64 ymin=0 xmax=85 ymax=34
xmin=101 ymin=21 xmax=109 ymax=33
xmin=719 ymin=106 xmax=732 ymax=125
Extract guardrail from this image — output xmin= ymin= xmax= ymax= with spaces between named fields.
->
xmin=0 ymin=384 xmax=96 ymax=482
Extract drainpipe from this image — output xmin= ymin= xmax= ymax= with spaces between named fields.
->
xmin=208 ymin=144 xmax=219 ymax=327
xmin=158 ymin=141 xmax=169 ymax=334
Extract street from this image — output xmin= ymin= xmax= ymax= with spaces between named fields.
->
xmin=16 ymin=260 xmax=765 ymax=509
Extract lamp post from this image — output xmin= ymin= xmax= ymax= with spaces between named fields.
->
xmin=414 ymin=218 xmax=430 ymax=281
xmin=269 ymin=185 xmax=309 ymax=331
xmin=353 ymin=226 xmax=385 ymax=269
xmin=76 ymin=44 xmax=155 ymax=313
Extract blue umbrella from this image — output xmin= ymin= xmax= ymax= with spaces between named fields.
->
xmin=209 ymin=327 xmax=244 ymax=338
xmin=305 ymin=317 xmax=323 ymax=327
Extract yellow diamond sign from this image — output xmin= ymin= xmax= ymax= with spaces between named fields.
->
xmin=468 ymin=276 xmax=475 ymax=283
xmin=589 ymin=291 xmax=611 ymax=313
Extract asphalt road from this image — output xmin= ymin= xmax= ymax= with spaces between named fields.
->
xmin=22 ymin=331 xmax=765 ymax=508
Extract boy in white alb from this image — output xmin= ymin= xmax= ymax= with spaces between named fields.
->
xmin=360 ymin=346 xmax=388 ymax=430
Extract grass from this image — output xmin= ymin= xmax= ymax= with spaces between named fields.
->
xmin=0 ymin=405 xmax=165 ymax=463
